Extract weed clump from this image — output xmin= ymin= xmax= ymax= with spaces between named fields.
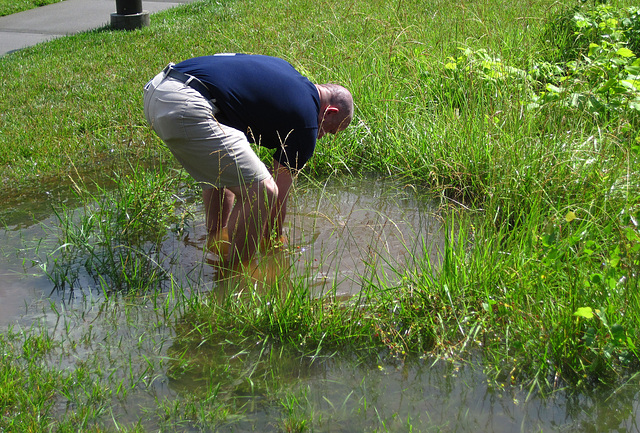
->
xmin=36 ymin=165 xmax=193 ymax=292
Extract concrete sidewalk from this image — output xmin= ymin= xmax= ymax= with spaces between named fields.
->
xmin=0 ymin=0 xmax=195 ymax=57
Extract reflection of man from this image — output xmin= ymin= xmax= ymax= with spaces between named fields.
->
xmin=144 ymin=53 xmax=353 ymax=267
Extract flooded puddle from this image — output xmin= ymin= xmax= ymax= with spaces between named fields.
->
xmin=144 ymin=175 xmax=445 ymax=297
xmin=1 ymin=176 xmax=639 ymax=432
xmin=162 ymin=344 xmax=640 ymax=432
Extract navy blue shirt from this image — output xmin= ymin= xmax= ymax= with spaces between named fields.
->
xmin=173 ymin=54 xmax=320 ymax=171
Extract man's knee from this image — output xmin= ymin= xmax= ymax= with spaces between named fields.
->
xmin=230 ymin=177 xmax=278 ymax=208
xmin=259 ymin=177 xmax=279 ymax=204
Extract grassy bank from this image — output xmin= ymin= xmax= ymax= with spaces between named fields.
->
xmin=1 ymin=0 xmax=640 ymax=430
xmin=0 ymin=0 xmax=576 ymax=188
xmin=0 ymin=0 xmax=64 ymax=17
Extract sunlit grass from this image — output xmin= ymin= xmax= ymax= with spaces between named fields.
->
xmin=0 ymin=0 xmax=63 ymax=16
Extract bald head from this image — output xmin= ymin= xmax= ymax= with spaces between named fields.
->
xmin=316 ymin=83 xmax=354 ymax=138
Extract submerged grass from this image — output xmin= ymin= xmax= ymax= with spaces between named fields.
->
xmin=1 ymin=0 xmax=640 ymax=430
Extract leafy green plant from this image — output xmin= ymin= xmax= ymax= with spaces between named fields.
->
xmin=436 ymin=4 xmax=640 ymax=141
xmin=574 ymin=305 xmax=638 ymax=373
xmin=531 ymin=5 xmax=640 ymax=125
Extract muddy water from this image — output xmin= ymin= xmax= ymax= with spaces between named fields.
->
xmin=163 ymin=346 xmax=640 ymax=432
xmin=1 ymin=177 xmax=640 ymax=432
xmin=286 ymin=177 xmax=443 ymax=295
xmin=223 ymin=176 xmax=445 ymax=296
xmin=0 ymin=215 xmax=59 ymax=326
xmin=156 ymin=176 xmax=445 ymax=298
xmin=0 ymin=176 xmax=441 ymax=322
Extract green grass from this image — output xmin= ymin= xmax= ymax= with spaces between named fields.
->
xmin=0 ymin=0 xmax=64 ymax=17
xmin=0 ymin=0 xmax=568 ymax=189
xmin=1 ymin=0 xmax=640 ymax=430
xmin=34 ymin=162 xmax=191 ymax=292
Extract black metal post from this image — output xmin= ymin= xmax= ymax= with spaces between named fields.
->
xmin=111 ymin=0 xmax=149 ymax=30
xmin=116 ymin=0 xmax=143 ymax=15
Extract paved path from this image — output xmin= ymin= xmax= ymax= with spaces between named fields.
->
xmin=0 ymin=0 xmax=195 ymax=57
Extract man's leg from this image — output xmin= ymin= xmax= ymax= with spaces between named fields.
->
xmin=225 ymin=177 xmax=279 ymax=266
xmin=203 ymin=187 xmax=235 ymax=238
xmin=203 ymin=187 xmax=235 ymax=255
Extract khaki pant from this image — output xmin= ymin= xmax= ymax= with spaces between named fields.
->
xmin=143 ymin=68 xmax=270 ymax=189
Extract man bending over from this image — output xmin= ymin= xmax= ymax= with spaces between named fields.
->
xmin=143 ymin=53 xmax=353 ymax=267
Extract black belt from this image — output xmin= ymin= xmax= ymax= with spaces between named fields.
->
xmin=164 ymin=66 xmax=212 ymax=100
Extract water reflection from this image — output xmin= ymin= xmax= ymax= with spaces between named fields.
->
xmin=164 ymin=337 xmax=640 ymax=432
xmin=199 ymin=176 xmax=445 ymax=297
xmin=286 ymin=176 xmax=443 ymax=296
xmin=0 ymin=221 xmax=53 ymax=326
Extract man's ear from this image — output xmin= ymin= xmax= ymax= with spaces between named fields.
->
xmin=325 ymin=106 xmax=340 ymax=114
